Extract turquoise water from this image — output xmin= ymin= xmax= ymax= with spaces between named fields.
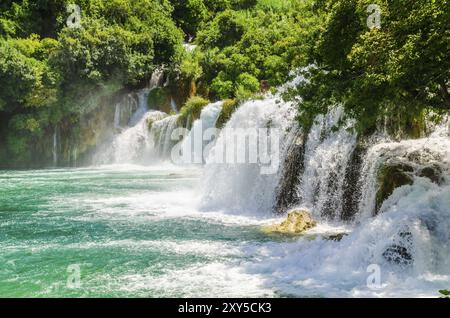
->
xmin=0 ymin=165 xmax=292 ymax=298
xmin=3 ymin=165 xmax=447 ymax=298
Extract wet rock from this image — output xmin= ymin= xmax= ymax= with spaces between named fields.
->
xmin=375 ymin=160 xmax=414 ymax=213
xmin=418 ymin=164 xmax=443 ymax=184
xmin=262 ymin=210 xmax=316 ymax=235
xmin=382 ymin=245 xmax=413 ymax=266
xmin=147 ymin=87 xmax=171 ymax=113
xmin=383 ymin=231 xmax=413 ymax=266
xmin=325 ymin=233 xmax=348 ymax=241
xmin=342 ymin=143 xmax=366 ymax=221
xmin=274 ymin=130 xmax=305 ymax=214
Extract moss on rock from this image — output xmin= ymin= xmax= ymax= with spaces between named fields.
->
xmin=262 ymin=210 xmax=316 ymax=235
xmin=177 ymin=96 xmax=210 ymax=129
xmin=418 ymin=164 xmax=443 ymax=184
xmin=216 ymin=99 xmax=238 ymax=129
xmin=375 ymin=161 xmax=414 ymax=213
xmin=147 ymin=87 xmax=172 ymax=113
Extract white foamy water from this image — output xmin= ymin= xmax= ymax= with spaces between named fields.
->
xmin=240 ymin=178 xmax=450 ymax=298
xmin=357 ymin=136 xmax=450 ymax=221
xmin=178 ymin=101 xmax=223 ymax=164
xmin=199 ymin=95 xmax=297 ymax=215
xmin=297 ymin=106 xmax=357 ymax=220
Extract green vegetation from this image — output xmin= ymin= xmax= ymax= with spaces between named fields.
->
xmin=196 ymin=0 xmax=319 ymax=99
xmin=148 ymin=87 xmax=170 ymax=110
xmin=0 ymin=0 xmax=183 ymax=167
xmin=292 ymin=0 xmax=450 ymax=133
xmin=0 ymin=0 xmax=448 ymax=167
xmin=216 ymin=99 xmax=238 ymax=128
xmin=178 ymin=96 xmax=210 ymax=128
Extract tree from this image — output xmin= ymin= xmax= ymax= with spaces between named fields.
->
xmin=295 ymin=0 xmax=450 ymax=132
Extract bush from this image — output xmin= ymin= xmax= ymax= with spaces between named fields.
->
xmin=216 ymin=99 xmax=238 ymax=128
xmin=211 ymin=73 xmax=234 ymax=99
xmin=178 ymin=96 xmax=210 ymax=128
xmin=235 ymin=72 xmax=259 ymax=99
xmin=170 ymin=0 xmax=208 ymax=36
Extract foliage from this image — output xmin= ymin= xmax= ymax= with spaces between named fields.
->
xmin=148 ymin=87 xmax=169 ymax=109
xmin=294 ymin=0 xmax=450 ymax=133
xmin=216 ymin=99 xmax=238 ymax=129
xmin=178 ymin=96 xmax=210 ymax=128
xmin=0 ymin=0 xmax=183 ymax=167
xmin=1 ymin=0 xmax=448 ymax=167
xmin=196 ymin=0 xmax=320 ymax=99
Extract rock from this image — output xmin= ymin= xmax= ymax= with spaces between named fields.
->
xmin=342 ymin=143 xmax=366 ymax=221
xmin=375 ymin=160 xmax=414 ymax=213
xmin=273 ymin=130 xmax=305 ymax=214
xmin=325 ymin=233 xmax=348 ymax=242
xmin=147 ymin=87 xmax=171 ymax=113
xmin=382 ymin=231 xmax=413 ymax=266
xmin=382 ymin=245 xmax=413 ymax=266
xmin=262 ymin=210 xmax=316 ymax=235
xmin=418 ymin=164 xmax=443 ymax=184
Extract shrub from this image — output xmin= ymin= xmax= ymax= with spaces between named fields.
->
xmin=235 ymin=73 xmax=259 ymax=98
xmin=178 ymin=96 xmax=210 ymax=128
xmin=216 ymin=99 xmax=238 ymax=128
xmin=211 ymin=73 xmax=234 ymax=99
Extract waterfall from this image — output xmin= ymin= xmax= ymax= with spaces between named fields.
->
xmin=178 ymin=101 xmax=223 ymax=164
xmin=113 ymin=93 xmax=138 ymax=130
xmin=170 ymin=98 xmax=177 ymax=113
xmin=149 ymin=68 xmax=165 ymax=89
xmin=357 ymin=134 xmax=450 ymax=221
xmin=199 ymin=96 xmax=297 ymax=215
xmin=114 ymin=103 xmax=121 ymax=129
xmin=92 ymin=68 xmax=170 ymax=165
xmin=147 ymin=115 xmax=180 ymax=160
xmin=128 ymin=89 xmax=150 ymax=127
xmin=52 ymin=125 xmax=60 ymax=167
xmin=296 ymin=106 xmax=358 ymax=220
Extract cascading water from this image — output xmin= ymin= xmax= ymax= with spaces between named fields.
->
xmin=199 ymin=95 xmax=297 ymax=215
xmin=93 ymin=69 xmax=169 ymax=165
xmin=178 ymin=101 xmax=223 ymax=164
xmin=4 ymin=75 xmax=450 ymax=297
xmin=128 ymin=89 xmax=150 ymax=127
xmin=147 ymin=114 xmax=180 ymax=160
xmin=111 ymin=111 xmax=168 ymax=164
xmin=52 ymin=125 xmax=60 ymax=167
xmin=195 ymin=87 xmax=449 ymax=296
xmin=357 ymin=129 xmax=450 ymax=221
xmin=296 ymin=106 xmax=357 ymax=220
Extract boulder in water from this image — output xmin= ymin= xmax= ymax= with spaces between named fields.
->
xmin=382 ymin=231 xmax=414 ymax=266
xmin=382 ymin=245 xmax=413 ymax=266
xmin=325 ymin=233 xmax=348 ymax=242
xmin=262 ymin=210 xmax=316 ymax=235
xmin=418 ymin=164 xmax=443 ymax=184
xmin=376 ymin=160 xmax=414 ymax=212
